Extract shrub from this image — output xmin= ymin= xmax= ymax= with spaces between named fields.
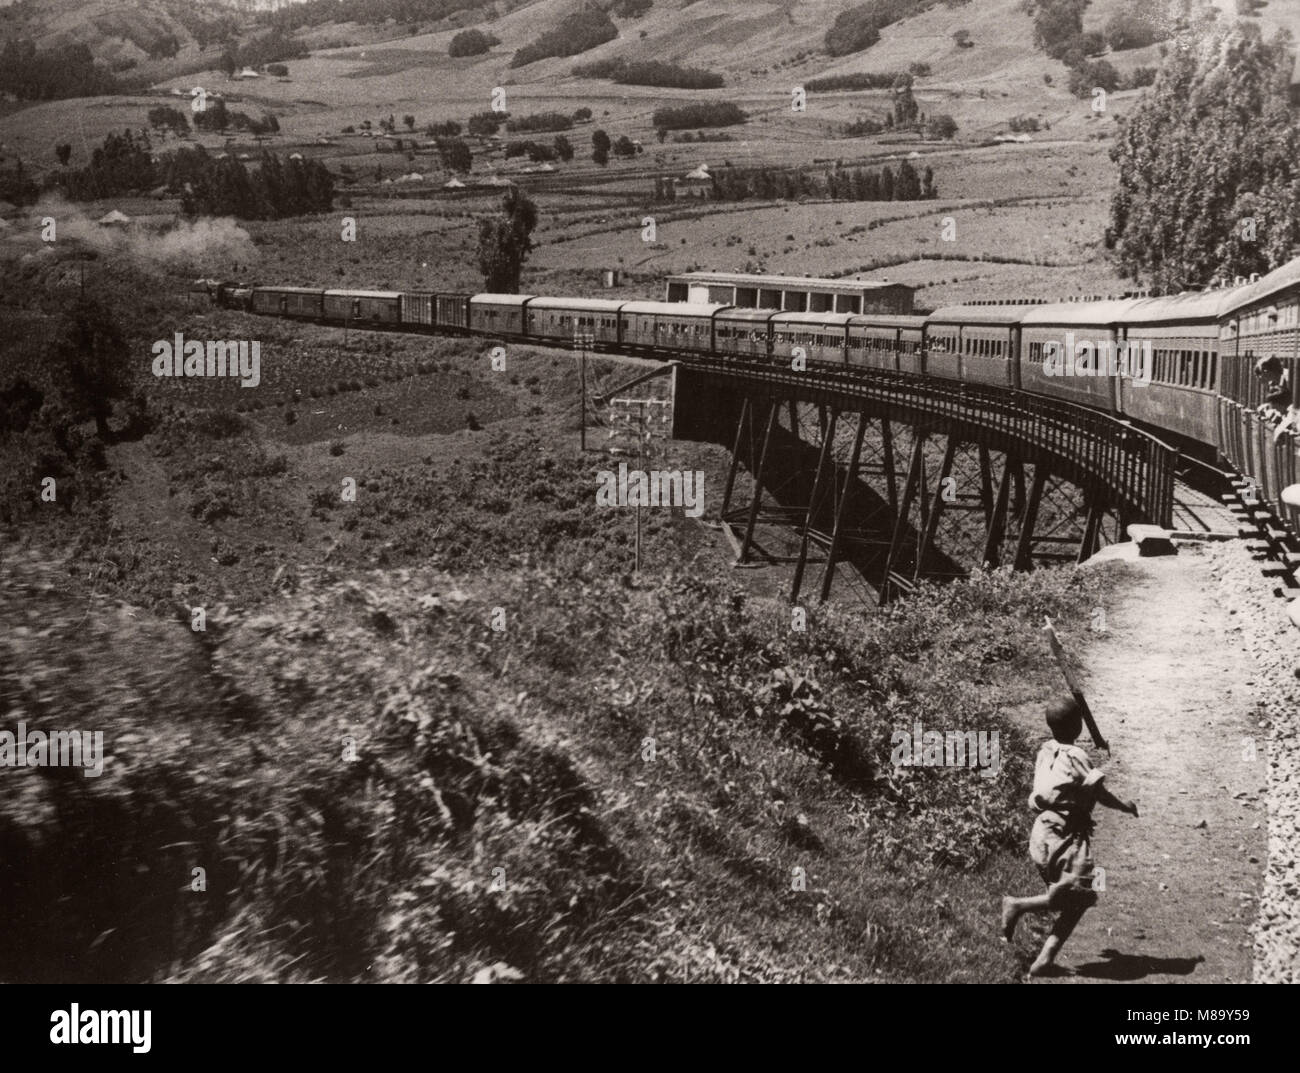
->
xmin=1103 ymin=9 xmax=1166 ymax=52
xmin=824 ymin=6 xmax=881 ymax=57
xmin=651 ymin=102 xmax=746 ymax=131
xmin=510 ymin=5 xmax=617 ymax=68
xmin=467 ymin=111 xmax=506 ymax=136
xmin=505 ymin=112 xmax=573 ymax=133
xmin=573 ymin=58 xmax=723 ymax=89
xmin=449 ymin=29 xmax=500 ymax=58
xmin=927 ymin=113 xmax=958 ymax=139
xmin=1067 ymin=58 xmax=1120 ymax=98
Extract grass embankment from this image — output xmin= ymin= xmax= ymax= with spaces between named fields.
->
xmin=0 ymin=542 xmax=1114 ymax=982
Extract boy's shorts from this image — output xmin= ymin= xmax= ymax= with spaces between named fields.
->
xmin=1030 ymin=810 xmax=1098 ymax=904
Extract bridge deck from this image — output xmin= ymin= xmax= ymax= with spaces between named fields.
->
xmin=1170 ymin=480 xmax=1245 ymax=536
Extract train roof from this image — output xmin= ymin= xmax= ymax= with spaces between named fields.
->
xmin=254 ymin=285 xmax=323 ymax=295
xmin=1020 ymin=299 xmax=1144 ymax=326
xmin=471 ymin=293 xmax=537 ymax=306
xmin=715 ymin=308 xmax=778 ymax=322
xmin=771 ymin=312 xmax=858 ymax=327
xmin=848 ymin=315 xmax=927 ymax=330
xmin=324 ymin=289 xmax=404 ymax=299
xmin=620 ymin=301 xmax=728 ymax=315
xmin=527 ymin=297 xmax=629 ymax=312
xmin=1219 ymin=256 xmax=1300 ymax=317
xmin=1121 ymin=288 xmax=1244 ymax=324
xmin=926 ymin=304 xmax=1042 ymax=326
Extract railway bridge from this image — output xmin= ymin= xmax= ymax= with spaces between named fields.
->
xmin=646 ymin=354 xmax=1182 ymax=605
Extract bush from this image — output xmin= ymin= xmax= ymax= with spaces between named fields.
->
xmin=843 ymin=116 xmax=885 ymax=136
xmin=448 ymin=29 xmax=500 ymax=58
xmin=824 ymin=6 xmax=881 ymax=57
xmin=651 ymin=102 xmax=746 ymax=131
xmin=1124 ymin=65 xmax=1157 ymax=90
xmin=467 ymin=111 xmax=506 ymax=136
xmin=806 ymin=72 xmax=901 ymax=92
xmin=927 ymin=113 xmax=958 ymax=139
xmin=147 ymin=105 xmax=190 ymax=134
xmin=1031 ymin=0 xmax=1087 ymax=59
xmin=510 ymin=5 xmax=617 ymax=67
xmin=1103 ymin=9 xmax=1167 ymax=52
xmin=505 ymin=112 xmax=573 ymax=133
xmin=1068 ymin=58 xmax=1120 ymax=98
xmin=573 ymin=58 xmax=724 ymax=89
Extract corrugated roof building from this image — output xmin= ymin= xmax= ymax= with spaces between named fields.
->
xmin=664 ymin=271 xmax=914 ymax=314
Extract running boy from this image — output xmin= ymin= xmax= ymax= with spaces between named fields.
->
xmin=1001 ymin=697 xmax=1138 ymax=976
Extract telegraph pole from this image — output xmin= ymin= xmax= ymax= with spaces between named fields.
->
xmin=574 ymin=329 xmax=594 ymax=451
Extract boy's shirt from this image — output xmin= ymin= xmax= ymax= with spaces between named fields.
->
xmin=1029 ymin=740 xmax=1105 ymax=817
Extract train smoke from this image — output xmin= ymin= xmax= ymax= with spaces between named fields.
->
xmin=0 ymin=196 xmax=258 ymax=274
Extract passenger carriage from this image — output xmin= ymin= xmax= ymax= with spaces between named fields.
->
xmin=927 ymin=305 xmax=1036 ymax=389
xmin=1118 ymin=290 xmax=1238 ymax=445
xmin=1217 ymin=264 xmax=1300 ymax=526
xmin=619 ymin=301 xmax=721 ymax=353
xmin=526 ymin=297 xmax=626 ymax=347
xmin=469 ymin=294 xmax=536 ymax=338
xmin=1019 ymin=300 xmax=1137 ymax=413
xmin=770 ymin=312 xmax=853 ymax=366
xmin=713 ymin=308 xmax=776 ymax=359
xmin=846 ymin=315 xmax=926 ymax=375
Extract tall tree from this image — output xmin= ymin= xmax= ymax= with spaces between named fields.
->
xmin=1106 ymin=12 xmax=1300 ymax=291
xmin=476 ymin=186 xmax=539 ymax=292
xmin=892 ymin=73 xmax=919 ymax=127
xmin=55 ymin=295 xmax=130 ymax=440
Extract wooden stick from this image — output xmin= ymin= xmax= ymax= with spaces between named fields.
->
xmin=1043 ymin=616 xmax=1109 ymax=753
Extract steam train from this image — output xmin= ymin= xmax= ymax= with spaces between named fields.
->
xmin=214 ymin=256 xmax=1300 ymax=530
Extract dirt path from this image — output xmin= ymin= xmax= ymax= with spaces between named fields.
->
xmin=1026 ymin=542 xmax=1266 ymax=983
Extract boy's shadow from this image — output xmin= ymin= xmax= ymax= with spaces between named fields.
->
xmin=1073 ymin=949 xmax=1205 ymax=981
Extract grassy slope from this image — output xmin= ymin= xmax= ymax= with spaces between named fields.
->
xmin=0 ymin=536 xmax=1123 ymax=983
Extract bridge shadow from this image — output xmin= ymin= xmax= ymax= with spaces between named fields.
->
xmin=705 ymin=414 xmax=968 ymax=594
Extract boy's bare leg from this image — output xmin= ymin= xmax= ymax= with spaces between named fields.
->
xmin=1001 ymin=893 xmax=1051 ymax=940
xmin=1003 ymin=874 xmax=1085 ymax=940
xmin=1029 ymin=901 xmax=1090 ymax=976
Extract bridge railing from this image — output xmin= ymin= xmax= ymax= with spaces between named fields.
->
xmin=677 ymin=355 xmax=1177 ymax=528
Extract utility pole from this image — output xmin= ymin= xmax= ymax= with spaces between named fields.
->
xmin=610 ymin=396 xmax=670 ymax=576
xmin=574 ymin=329 xmax=594 ymax=451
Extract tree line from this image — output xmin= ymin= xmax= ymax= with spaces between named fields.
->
xmin=178 ymin=150 xmax=334 ymax=220
xmin=0 ymin=39 xmax=126 ymax=100
xmin=654 ymin=161 xmax=937 ymax=202
xmin=572 ymin=58 xmax=724 ymax=90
